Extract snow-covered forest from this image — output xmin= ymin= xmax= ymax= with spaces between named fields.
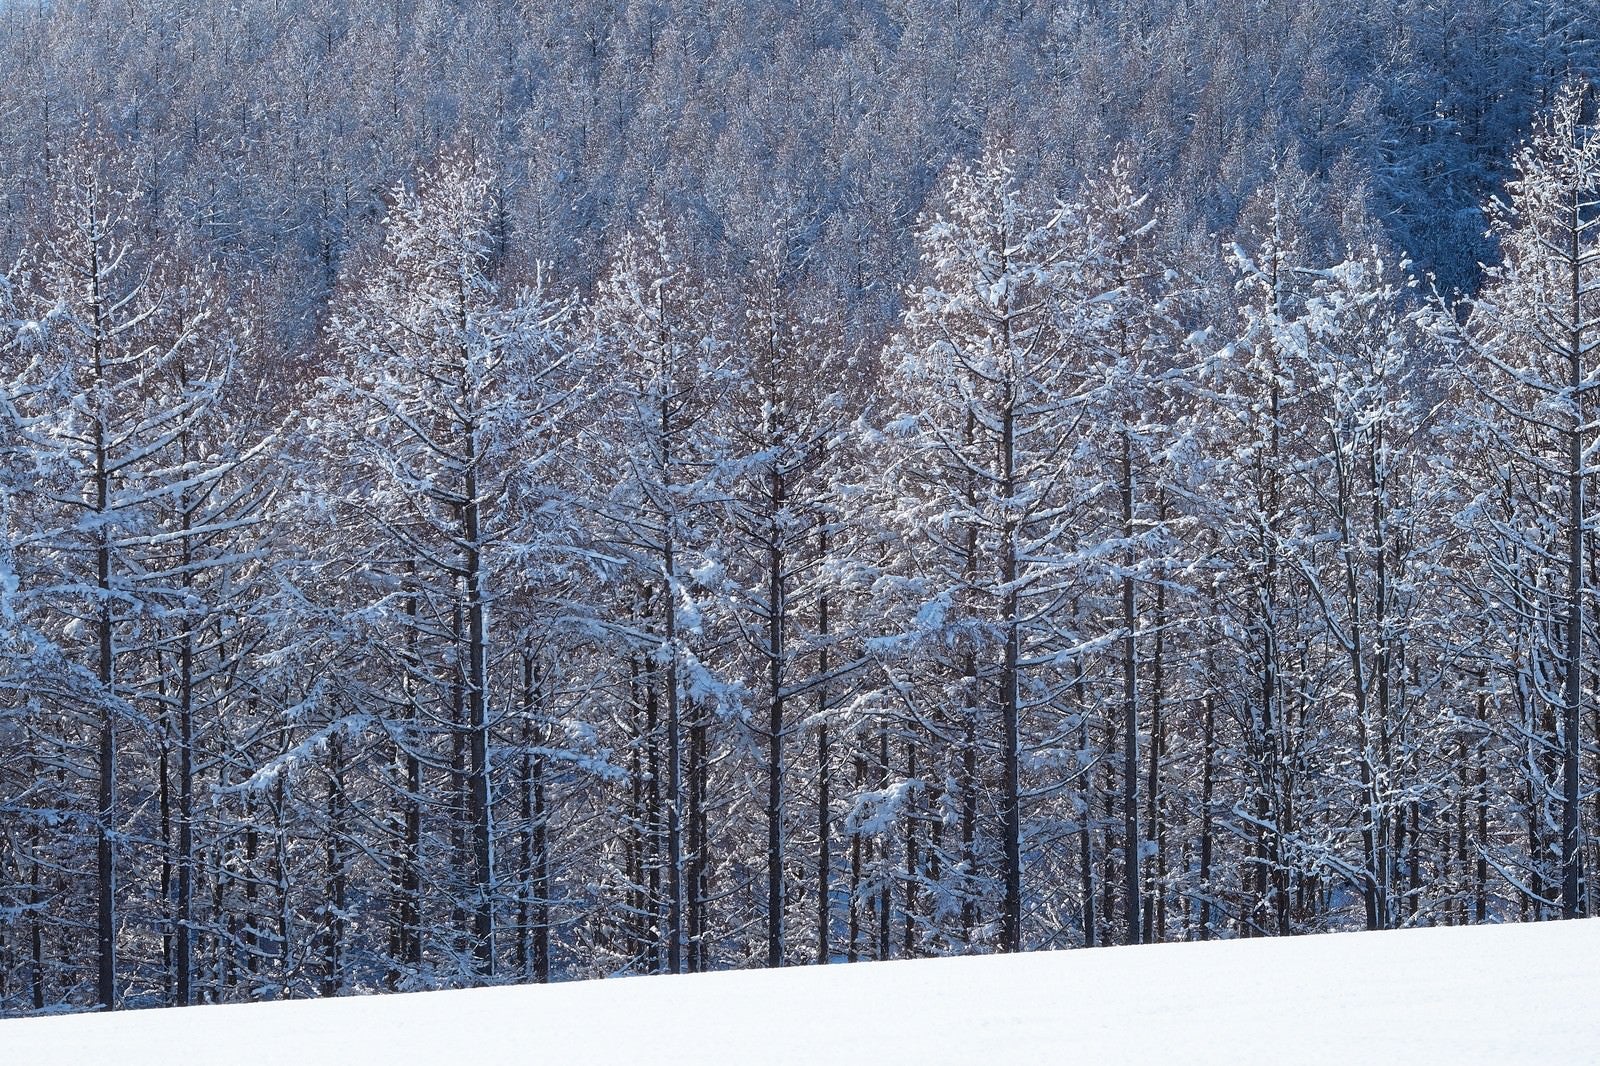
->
xmin=2 ymin=0 xmax=1599 ymax=1016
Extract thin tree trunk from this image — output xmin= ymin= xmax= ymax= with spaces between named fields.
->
xmin=91 ymin=221 xmax=117 ymax=1010
xmin=664 ymin=537 xmax=685 ymax=972
xmin=766 ymin=462 xmax=786 ymax=968
xmin=904 ymin=740 xmax=919 ymax=957
xmin=644 ymin=617 xmax=664 ymax=973
xmin=1119 ymin=429 xmax=1141 ymax=945
xmin=463 ymin=443 xmax=496 ymax=976
xmin=1475 ymin=674 xmax=1490 ymax=925
xmin=815 ymin=535 xmax=832 ymax=965
xmin=1143 ymin=571 xmax=1167 ymax=942
xmin=960 ymin=409 xmax=980 ymax=945
xmin=1563 ymin=190 xmax=1586 ymax=920
xmin=848 ymin=744 xmax=863 ymax=964
xmin=1199 ymin=691 xmax=1216 ymax=941
xmin=1078 ymin=665 xmax=1097 ymax=948
xmin=688 ymin=710 xmax=709 ymax=973
xmin=1000 ymin=398 xmax=1022 ymax=953
xmin=175 ymin=458 xmax=197 ymax=1005
xmin=876 ymin=720 xmax=890 ymax=960
xmin=321 ymin=733 xmax=346 ymax=998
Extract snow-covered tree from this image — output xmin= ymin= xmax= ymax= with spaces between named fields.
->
xmin=576 ymin=218 xmax=734 ymax=975
xmin=1454 ymin=83 xmax=1600 ymax=920
xmin=309 ymin=151 xmax=578 ymax=984
xmin=870 ymin=146 xmax=1102 ymax=953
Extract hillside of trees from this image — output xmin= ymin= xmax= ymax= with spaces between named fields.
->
xmin=2 ymin=0 xmax=1600 ymax=1015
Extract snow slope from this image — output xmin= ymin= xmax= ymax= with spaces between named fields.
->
xmin=5 ymin=919 xmax=1597 ymax=1065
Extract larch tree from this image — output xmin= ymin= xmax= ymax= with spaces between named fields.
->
xmin=1457 ymin=82 xmax=1600 ymax=920
xmin=135 ymin=259 xmax=276 ymax=1007
xmin=871 ymin=146 xmax=1097 ymax=954
xmin=578 ymin=217 xmax=733 ymax=975
xmin=316 ymin=150 xmax=576 ymax=981
xmin=1076 ymin=154 xmax=1187 ymax=946
xmin=2 ymin=150 xmax=253 ymax=1009
xmin=1201 ymin=183 xmax=1323 ymax=937
xmin=1294 ymin=250 xmax=1451 ymax=930
xmin=720 ymin=247 xmax=865 ymax=968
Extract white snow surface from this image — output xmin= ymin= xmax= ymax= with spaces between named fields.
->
xmin=5 ymin=919 xmax=1598 ymax=1064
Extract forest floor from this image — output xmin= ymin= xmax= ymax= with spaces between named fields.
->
xmin=4 ymin=918 xmax=1597 ymax=1064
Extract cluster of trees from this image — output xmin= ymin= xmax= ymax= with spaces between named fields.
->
xmin=2 ymin=0 xmax=1599 ymax=1018
xmin=1 ymin=0 xmax=1595 ymax=342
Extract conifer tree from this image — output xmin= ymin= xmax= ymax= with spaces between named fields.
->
xmin=1457 ymin=83 xmax=1600 ymax=920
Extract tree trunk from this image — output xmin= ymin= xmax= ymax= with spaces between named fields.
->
xmin=815 ymin=538 xmax=832 ymax=965
xmin=91 ymin=224 xmax=117 ymax=1010
xmin=1562 ymin=191 xmax=1586 ymax=920
xmin=463 ymin=445 xmax=496 ymax=976
xmin=1000 ymin=398 xmax=1022 ymax=953
xmin=175 ymin=461 xmax=197 ymax=1005
xmin=1119 ymin=429 xmax=1141 ymax=945
xmin=766 ymin=462 xmax=786 ymax=968
xmin=1199 ymin=690 xmax=1216 ymax=941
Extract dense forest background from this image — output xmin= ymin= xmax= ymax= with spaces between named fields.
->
xmin=3 ymin=0 xmax=1600 ymax=1015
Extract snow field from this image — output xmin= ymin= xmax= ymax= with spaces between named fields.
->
xmin=4 ymin=918 xmax=1597 ymax=1065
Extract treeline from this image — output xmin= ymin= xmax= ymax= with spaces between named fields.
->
xmin=4 ymin=77 xmax=1600 ymax=1013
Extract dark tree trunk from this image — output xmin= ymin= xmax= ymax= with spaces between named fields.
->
xmin=1199 ymin=691 xmax=1216 ymax=941
xmin=463 ymin=454 xmax=495 ymax=977
xmin=999 ymin=399 xmax=1023 ymax=953
xmin=91 ymin=226 xmax=117 ymax=1010
xmin=1563 ymin=193 xmax=1586 ymax=920
xmin=765 ymin=463 xmax=786 ymax=968
xmin=1119 ymin=429 xmax=1141 ymax=946
xmin=815 ymin=546 xmax=832 ymax=965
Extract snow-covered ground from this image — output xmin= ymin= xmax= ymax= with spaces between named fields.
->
xmin=5 ymin=919 xmax=1597 ymax=1064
